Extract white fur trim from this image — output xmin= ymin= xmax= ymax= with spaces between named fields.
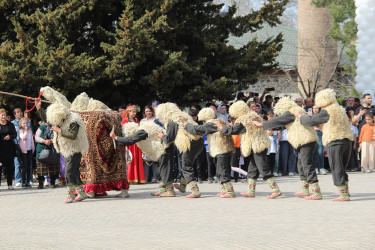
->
xmin=156 ymin=102 xmax=201 ymax=153
xmin=122 ymin=122 xmax=139 ymax=137
xmin=198 ymin=108 xmax=215 ymax=122
xmin=71 ymin=92 xmax=89 ymax=111
xmin=315 ymin=88 xmax=337 ymax=107
xmin=46 ymin=103 xmax=70 ymax=126
xmin=274 ymin=97 xmax=318 ymax=148
xmin=40 ymin=86 xmax=71 ymax=108
xmin=273 ymin=97 xmax=295 ymax=116
xmin=229 ymin=101 xmax=250 ymax=118
xmin=235 ymin=111 xmax=270 ymax=155
xmin=206 ymin=119 xmax=235 ymax=157
xmin=87 ymin=98 xmax=111 ymax=111
xmin=137 ymin=122 xmax=168 ymax=161
xmin=322 ymin=103 xmax=354 ymax=146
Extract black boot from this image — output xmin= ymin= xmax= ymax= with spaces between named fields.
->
xmin=37 ymin=175 xmax=44 ymax=189
xmin=50 ymin=175 xmax=57 ymax=188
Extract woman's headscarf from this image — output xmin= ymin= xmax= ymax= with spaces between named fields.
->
xmin=121 ymin=105 xmax=137 ymax=125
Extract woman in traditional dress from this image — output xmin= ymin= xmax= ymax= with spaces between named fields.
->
xmin=121 ymin=105 xmax=146 ymax=184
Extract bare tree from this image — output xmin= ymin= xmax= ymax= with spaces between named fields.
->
xmin=279 ymin=38 xmax=346 ymax=99
xmin=280 ymin=0 xmax=298 ymax=28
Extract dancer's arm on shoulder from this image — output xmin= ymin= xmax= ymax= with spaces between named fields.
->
xmin=220 ymin=123 xmax=246 ymax=135
xmin=299 ymin=110 xmax=330 ymax=127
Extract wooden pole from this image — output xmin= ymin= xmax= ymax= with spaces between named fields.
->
xmin=0 ymin=91 xmax=53 ymax=104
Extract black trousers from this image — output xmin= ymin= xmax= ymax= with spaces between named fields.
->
xmin=206 ymin=152 xmax=216 ymax=179
xmin=159 ymin=145 xmax=175 ymax=185
xmin=172 ymin=145 xmax=182 ymax=179
xmin=266 ymin=153 xmax=276 ymax=173
xmin=247 ymin=149 xmax=273 ymax=181
xmin=21 ymin=150 xmax=33 ymax=183
xmin=65 ymin=152 xmax=83 ymax=186
xmin=347 ymin=141 xmax=359 ymax=171
xmin=193 ymin=147 xmax=206 ymax=180
xmin=1 ymin=158 xmax=14 ymax=186
xmin=230 ymin=147 xmax=241 ymax=167
xmin=279 ymin=141 xmax=297 ymax=175
xmin=296 ymin=142 xmax=318 ymax=183
xmin=215 ymin=152 xmax=232 ymax=183
xmin=327 ymin=139 xmax=351 ymax=186
xmin=242 ymin=156 xmax=250 ymax=173
xmin=181 ymin=139 xmax=204 ymax=183
xmin=231 ymin=147 xmax=241 ymax=181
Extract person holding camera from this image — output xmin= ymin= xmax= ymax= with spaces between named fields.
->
xmin=261 ymin=88 xmax=275 ymax=114
xmin=352 ymin=93 xmax=375 ymax=132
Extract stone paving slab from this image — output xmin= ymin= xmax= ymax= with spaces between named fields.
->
xmin=1 ymin=172 xmax=375 ymax=249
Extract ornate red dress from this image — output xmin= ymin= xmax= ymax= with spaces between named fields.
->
xmin=122 ymin=106 xmax=146 ymax=184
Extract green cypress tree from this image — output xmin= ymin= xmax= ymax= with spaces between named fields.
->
xmin=102 ymin=0 xmax=288 ymax=105
xmin=1 ymin=0 xmax=288 ymax=109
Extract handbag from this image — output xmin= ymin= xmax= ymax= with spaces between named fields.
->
xmin=37 ymin=147 xmax=60 ymax=165
xmin=37 ymin=126 xmax=59 ymax=165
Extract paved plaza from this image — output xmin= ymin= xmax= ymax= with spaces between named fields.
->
xmin=1 ymin=172 xmax=375 ymax=249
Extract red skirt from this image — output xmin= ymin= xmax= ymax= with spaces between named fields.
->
xmin=127 ymin=144 xmax=146 ymax=183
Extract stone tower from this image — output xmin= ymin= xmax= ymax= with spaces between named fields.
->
xmin=297 ymin=0 xmax=338 ymax=98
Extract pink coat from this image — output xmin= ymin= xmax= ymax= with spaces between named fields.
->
xmin=18 ymin=129 xmax=35 ymax=154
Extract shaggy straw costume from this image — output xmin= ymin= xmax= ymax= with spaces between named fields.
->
xmin=264 ymin=97 xmax=322 ymax=200
xmin=70 ymin=92 xmax=111 ymax=112
xmin=36 ymin=102 xmax=89 ymax=203
xmin=118 ymin=122 xmax=170 ymax=196
xmin=299 ymin=89 xmax=353 ymax=201
xmin=184 ymin=108 xmax=236 ymax=198
xmin=155 ymin=103 xmax=204 ymax=198
xmin=221 ymin=101 xmax=282 ymax=199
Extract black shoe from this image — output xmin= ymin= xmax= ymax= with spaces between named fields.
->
xmin=22 ymin=183 xmax=27 ymax=188
xmin=38 ymin=185 xmax=43 ymax=189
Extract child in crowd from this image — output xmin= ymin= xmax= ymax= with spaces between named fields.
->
xmin=347 ymin=111 xmax=360 ymax=172
xmin=358 ymin=113 xmax=375 ymax=173
xmin=18 ymin=117 xmax=35 ymax=188
xmin=265 ymin=111 xmax=278 ymax=175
